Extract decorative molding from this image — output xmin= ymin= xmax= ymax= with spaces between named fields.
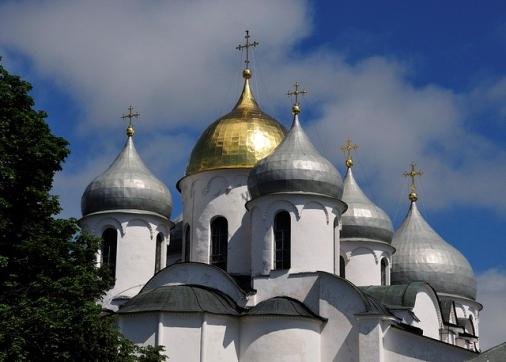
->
xmin=264 ymin=199 xmax=300 ymax=226
xmin=350 ymin=246 xmax=378 ymax=264
xmin=127 ymin=218 xmax=154 ymax=239
xmin=95 ymin=216 xmax=125 ymax=237
xmin=302 ymin=201 xmax=330 ymax=224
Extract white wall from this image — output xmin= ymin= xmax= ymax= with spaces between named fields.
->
xmin=204 ymin=314 xmax=239 ymax=362
xmin=119 ymin=313 xmax=157 ymax=346
xmin=239 ymin=317 xmax=321 ymax=362
xmin=180 ymin=169 xmax=251 ymax=275
xmin=383 ymin=325 xmax=476 ymax=361
xmin=253 ymin=272 xmax=368 ymax=361
xmin=412 ymin=290 xmax=441 ymax=339
xmin=249 ymin=194 xmax=345 ymax=276
xmin=161 ymin=313 xmax=202 ymax=361
xmin=80 ymin=211 xmax=171 ymax=310
xmin=341 ymin=240 xmax=394 ymax=286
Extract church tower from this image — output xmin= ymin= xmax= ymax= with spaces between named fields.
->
xmin=247 ymin=85 xmax=347 ymax=275
xmin=177 ymin=31 xmax=286 ymax=277
xmin=391 ymin=163 xmax=481 ymax=350
xmin=339 ymin=139 xmax=395 ymax=286
xmin=80 ymin=107 xmax=173 ymax=310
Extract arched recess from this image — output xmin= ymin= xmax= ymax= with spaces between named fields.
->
xmin=204 ymin=175 xmax=228 ymax=196
xmin=184 ymin=224 xmax=191 ymax=262
xmin=155 ymin=233 xmax=164 ymax=273
xmin=274 ymin=211 xmax=291 ymax=270
xmin=302 ymin=201 xmax=330 ymax=224
xmin=339 ymin=255 xmax=346 ymax=278
xmin=210 ymin=216 xmax=228 ymax=271
xmin=96 ymin=217 xmax=124 ymax=237
xmin=351 ymin=246 xmax=378 ymax=264
xmin=381 ymin=258 xmax=389 ymax=285
xmin=265 ymin=199 xmax=300 ymax=226
xmin=102 ymin=228 xmax=118 ymax=280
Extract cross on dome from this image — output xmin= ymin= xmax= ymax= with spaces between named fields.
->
xmin=340 ymin=138 xmax=359 ymax=168
xmin=121 ymin=105 xmax=140 ymax=137
xmin=403 ymin=162 xmax=423 ymax=202
xmin=287 ymin=82 xmax=308 ymax=115
xmin=236 ymin=30 xmax=258 ymax=79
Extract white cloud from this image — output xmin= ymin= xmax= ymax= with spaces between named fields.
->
xmin=1 ymin=0 xmax=505 ymax=220
xmin=477 ymin=269 xmax=506 ymax=350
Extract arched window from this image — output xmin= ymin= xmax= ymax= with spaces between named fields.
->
xmin=184 ymin=224 xmax=191 ymax=262
xmin=155 ymin=233 xmax=164 ymax=273
xmin=210 ymin=217 xmax=228 ymax=270
xmin=102 ymin=228 xmax=117 ymax=280
xmin=339 ymin=255 xmax=346 ymax=278
xmin=381 ymin=258 xmax=389 ymax=286
xmin=274 ymin=211 xmax=291 ymax=270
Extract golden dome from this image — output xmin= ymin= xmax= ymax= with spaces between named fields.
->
xmin=186 ymin=74 xmax=287 ymax=175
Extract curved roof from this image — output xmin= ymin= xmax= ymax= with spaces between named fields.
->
xmin=81 ymin=136 xmax=172 ymax=218
xmin=248 ymin=114 xmax=343 ymax=199
xmin=248 ymin=296 xmax=325 ymax=320
xmin=117 ymin=285 xmax=240 ymax=315
xmin=185 ymin=76 xmax=286 ymax=176
xmin=360 ymin=282 xmax=434 ymax=309
xmin=391 ymin=202 xmax=476 ymax=300
xmin=341 ymin=168 xmax=393 ymax=243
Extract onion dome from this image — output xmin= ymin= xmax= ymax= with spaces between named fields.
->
xmin=248 ymin=104 xmax=343 ymax=199
xmin=341 ymin=167 xmax=394 ymax=243
xmin=391 ymin=201 xmax=476 ymax=300
xmin=81 ymin=125 xmax=173 ymax=218
xmin=185 ymin=68 xmax=286 ymax=176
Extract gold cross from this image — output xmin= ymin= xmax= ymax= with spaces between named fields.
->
xmin=403 ymin=162 xmax=423 ymax=201
xmin=287 ymin=82 xmax=308 ymax=114
xmin=236 ymin=30 xmax=258 ymax=69
xmin=340 ymin=138 xmax=359 ymax=168
xmin=121 ymin=105 xmax=139 ymax=137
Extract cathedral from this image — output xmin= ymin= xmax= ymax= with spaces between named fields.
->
xmin=79 ymin=32 xmax=484 ymax=361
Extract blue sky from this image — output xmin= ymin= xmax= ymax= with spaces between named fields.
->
xmin=0 ymin=0 xmax=505 ymax=348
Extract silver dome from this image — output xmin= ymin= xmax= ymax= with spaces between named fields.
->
xmin=341 ymin=168 xmax=393 ymax=243
xmin=391 ymin=202 xmax=476 ymax=300
xmin=81 ymin=136 xmax=173 ymax=218
xmin=248 ymin=115 xmax=343 ymax=199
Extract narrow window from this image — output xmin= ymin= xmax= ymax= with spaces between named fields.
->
xmin=381 ymin=258 xmax=388 ymax=286
xmin=155 ymin=233 xmax=163 ymax=273
xmin=102 ymin=228 xmax=117 ymax=280
xmin=339 ymin=255 xmax=346 ymax=278
xmin=274 ymin=211 xmax=291 ymax=270
xmin=210 ymin=217 xmax=228 ymax=270
xmin=184 ymin=224 xmax=191 ymax=262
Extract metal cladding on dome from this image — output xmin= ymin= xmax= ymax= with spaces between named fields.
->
xmin=248 ymin=114 xmax=343 ymax=199
xmin=341 ymin=168 xmax=394 ymax=243
xmin=81 ymin=135 xmax=173 ymax=218
xmin=391 ymin=202 xmax=476 ymax=300
xmin=185 ymin=74 xmax=287 ymax=176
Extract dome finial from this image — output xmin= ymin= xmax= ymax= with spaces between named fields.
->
xmin=287 ymin=81 xmax=308 ymax=115
xmin=236 ymin=30 xmax=258 ymax=79
xmin=121 ymin=105 xmax=140 ymax=137
xmin=340 ymin=138 xmax=359 ymax=168
xmin=403 ymin=162 xmax=423 ymax=202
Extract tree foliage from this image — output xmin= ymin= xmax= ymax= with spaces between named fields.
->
xmin=0 ymin=62 xmax=164 ymax=361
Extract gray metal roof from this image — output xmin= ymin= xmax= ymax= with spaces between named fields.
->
xmin=81 ymin=137 xmax=172 ymax=218
xmin=248 ymin=115 xmax=343 ymax=199
xmin=341 ymin=168 xmax=393 ymax=243
xmin=360 ymin=282 xmax=430 ymax=309
xmin=468 ymin=341 xmax=506 ymax=361
xmin=248 ymin=296 xmax=325 ymax=320
xmin=391 ymin=202 xmax=476 ymax=300
xmin=117 ymin=285 xmax=240 ymax=315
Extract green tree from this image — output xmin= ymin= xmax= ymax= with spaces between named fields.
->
xmin=0 ymin=62 xmax=165 ymax=361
